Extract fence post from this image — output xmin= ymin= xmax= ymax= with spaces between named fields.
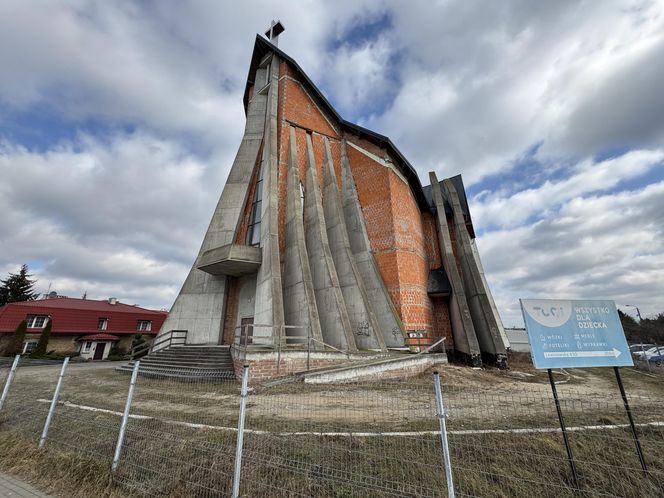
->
xmin=39 ymin=357 xmax=69 ymax=449
xmin=433 ymin=371 xmax=455 ymax=498
xmin=232 ymin=364 xmax=250 ymax=498
xmin=112 ymin=360 xmax=140 ymax=472
xmin=277 ymin=325 xmax=282 ymax=375
xmin=640 ymin=343 xmax=651 ymax=372
xmin=307 ymin=327 xmax=311 ymax=371
xmin=0 ymin=355 xmax=21 ymax=412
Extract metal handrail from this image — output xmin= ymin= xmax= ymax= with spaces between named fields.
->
xmin=416 ymin=336 xmax=446 ymax=355
xmin=130 ymin=330 xmax=187 ymax=359
xmin=152 ymin=330 xmax=187 ymax=352
xmin=130 ymin=339 xmax=152 ymax=360
xmin=309 ymin=337 xmax=350 ymax=357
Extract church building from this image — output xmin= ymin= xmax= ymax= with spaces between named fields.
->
xmin=155 ymin=23 xmax=508 ymax=372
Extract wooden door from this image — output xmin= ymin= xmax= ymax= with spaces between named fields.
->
xmin=93 ymin=342 xmax=106 ymax=360
xmin=240 ymin=317 xmax=254 ymax=346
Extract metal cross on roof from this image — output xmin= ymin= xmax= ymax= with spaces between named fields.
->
xmin=265 ymin=20 xmax=285 ymax=47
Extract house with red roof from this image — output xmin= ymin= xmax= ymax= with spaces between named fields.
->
xmin=0 ymin=296 xmax=167 ymax=360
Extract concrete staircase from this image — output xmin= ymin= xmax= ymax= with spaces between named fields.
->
xmin=116 ymin=345 xmax=236 ymax=380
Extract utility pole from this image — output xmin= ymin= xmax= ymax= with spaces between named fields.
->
xmin=625 ymin=304 xmax=643 ymax=321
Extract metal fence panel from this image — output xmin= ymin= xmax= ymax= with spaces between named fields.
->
xmin=111 ymin=368 xmax=239 ymax=497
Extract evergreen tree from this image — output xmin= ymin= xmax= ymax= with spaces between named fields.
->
xmin=618 ymin=310 xmax=640 ymax=341
xmin=4 ymin=320 xmax=27 ymax=356
xmin=30 ymin=318 xmax=52 ymax=358
xmin=0 ymin=265 xmax=40 ymax=305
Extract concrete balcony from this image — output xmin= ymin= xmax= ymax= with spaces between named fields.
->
xmin=197 ymin=243 xmax=262 ymax=277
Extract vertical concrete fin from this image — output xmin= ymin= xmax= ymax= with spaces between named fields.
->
xmin=157 ymin=66 xmax=270 ymax=345
xmin=341 ymin=140 xmax=406 ymax=348
xmin=429 ymin=171 xmax=482 ymax=366
xmin=282 ymin=126 xmax=325 ymax=347
xmin=443 ymin=178 xmax=507 ymax=367
xmin=470 ymin=239 xmax=510 ymax=349
xmin=253 ymin=54 xmax=285 ymax=341
xmin=321 ymin=137 xmax=387 ymax=352
xmin=303 ymin=134 xmax=357 ymax=352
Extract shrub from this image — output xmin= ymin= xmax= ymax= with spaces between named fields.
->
xmin=4 ymin=320 xmax=27 ymax=356
xmin=106 ymin=343 xmax=127 ymax=361
xmin=30 ymin=319 xmax=52 ymax=358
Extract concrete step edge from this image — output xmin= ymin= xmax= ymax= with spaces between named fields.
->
xmin=300 ymin=354 xmax=446 ymax=379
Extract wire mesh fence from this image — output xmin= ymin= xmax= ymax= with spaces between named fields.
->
xmin=240 ymin=377 xmax=446 ymax=497
xmin=0 ymin=356 xmax=56 ymax=441
xmin=441 ymin=382 xmax=663 ymax=497
xmin=113 ymin=369 xmax=239 ymax=497
xmin=0 ymin=356 xmax=663 ymax=497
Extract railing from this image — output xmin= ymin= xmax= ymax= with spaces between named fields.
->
xmin=231 ymin=325 xmax=448 ymax=373
xmin=416 ymin=336 xmax=447 ymax=356
xmin=232 ymin=324 xmax=354 ymax=373
xmin=130 ymin=330 xmax=188 ymax=360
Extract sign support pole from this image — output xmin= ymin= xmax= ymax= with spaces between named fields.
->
xmin=613 ymin=366 xmax=647 ymax=474
xmin=547 ymin=368 xmax=579 ymax=489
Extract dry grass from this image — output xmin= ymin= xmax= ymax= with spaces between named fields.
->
xmin=0 ymin=362 xmax=663 ymax=497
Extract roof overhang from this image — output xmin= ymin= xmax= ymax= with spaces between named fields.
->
xmin=77 ymin=333 xmax=120 ymax=341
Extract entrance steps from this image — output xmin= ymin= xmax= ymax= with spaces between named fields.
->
xmin=116 ymin=345 xmax=235 ymax=381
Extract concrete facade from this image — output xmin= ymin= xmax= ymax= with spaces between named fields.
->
xmin=155 ymin=35 xmax=508 ymax=367
xmin=158 ymin=63 xmax=270 ymax=346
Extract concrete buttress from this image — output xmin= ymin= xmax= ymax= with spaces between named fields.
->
xmin=303 ymin=134 xmax=357 ymax=352
xmin=253 ymin=54 xmax=285 ymax=340
xmin=282 ymin=126 xmax=324 ymax=348
xmin=341 ymin=141 xmax=406 ymax=348
xmin=443 ymin=178 xmax=507 ymax=367
xmin=429 ymin=172 xmax=482 ymax=366
xmin=321 ymin=137 xmax=386 ymax=352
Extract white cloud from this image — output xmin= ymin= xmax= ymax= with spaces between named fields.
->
xmin=472 ymin=149 xmax=664 ymax=229
xmin=477 ymin=180 xmax=664 ymax=325
xmin=364 ymin=0 xmax=664 ymax=183
xmin=0 ymin=131 xmax=222 ymax=308
xmin=0 ymin=0 xmax=662 ymax=327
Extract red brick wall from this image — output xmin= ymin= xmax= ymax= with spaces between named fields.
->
xmin=277 ymin=60 xmax=342 ymax=255
xmin=345 ymin=141 xmax=434 ymax=342
xmin=234 ymin=355 xmax=343 ymax=382
xmin=431 ymin=296 xmax=453 ymax=348
xmin=272 ymin=58 xmax=449 ymax=347
xmin=423 ymin=212 xmax=442 ymax=270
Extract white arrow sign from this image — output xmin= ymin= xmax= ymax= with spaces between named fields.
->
xmin=543 ymin=348 xmax=622 ymax=359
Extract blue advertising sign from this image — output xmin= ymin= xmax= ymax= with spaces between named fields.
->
xmin=520 ymin=299 xmax=633 ymax=369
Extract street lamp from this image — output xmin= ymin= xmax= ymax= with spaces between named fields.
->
xmin=624 ymin=304 xmax=643 ymax=321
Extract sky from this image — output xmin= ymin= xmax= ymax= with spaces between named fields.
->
xmin=1 ymin=0 xmax=663 ymax=326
